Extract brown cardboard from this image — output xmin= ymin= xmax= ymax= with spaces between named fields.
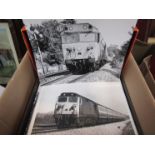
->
xmin=0 ymin=51 xmax=155 ymax=134
xmin=0 ymin=53 xmax=38 ymax=134
xmin=131 ymin=40 xmax=152 ymax=64
xmin=140 ymin=55 xmax=155 ymax=98
xmin=122 ymin=53 xmax=155 ymax=134
xmin=148 ymin=37 xmax=155 ymax=44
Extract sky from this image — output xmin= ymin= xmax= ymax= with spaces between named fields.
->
xmin=23 ymin=19 xmax=137 ymax=48
xmin=36 ymin=81 xmax=131 ymax=115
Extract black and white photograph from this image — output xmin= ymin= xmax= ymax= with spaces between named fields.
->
xmin=28 ymin=82 xmax=137 ymax=135
xmin=23 ymin=19 xmax=137 ymax=85
xmin=0 ymin=23 xmax=19 ymax=84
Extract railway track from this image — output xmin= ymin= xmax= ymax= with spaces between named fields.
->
xmin=68 ymin=73 xmax=89 ymax=83
xmin=32 ymin=120 xmax=129 ymax=134
xmin=32 ymin=126 xmax=58 ymax=134
xmin=40 ymin=65 xmax=119 ymax=86
xmin=41 ymin=72 xmax=89 ymax=85
xmin=100 ymin=68 xmax=120 ymax=78
xmin=42 ymin=74 xmax=72 ymax=86
xmin=32 ymin=124 xmax=78 ymax=134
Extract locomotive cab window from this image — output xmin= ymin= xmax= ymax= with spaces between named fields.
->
xmin=69 ymin=96 xmax=78 ymax=102
xmin=61 ymin=34 xmax=79 ymax=44
xmin=61 ymin=32 xmax=98 ymax=44
xmin=58 ymin=96 xmax=67 ymax=102
xmin=79 ymin=33 xmax=97 ymax=42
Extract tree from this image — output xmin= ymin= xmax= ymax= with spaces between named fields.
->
xmin=38 ymin=20 xmax=64 ymax=64
xmin=120 ymin=40 xmax=130 ymax=56
xmin=28 ymin=19 xmax=78 ymax=66
xmin=107 ymin=44 xmax=119 ymax=57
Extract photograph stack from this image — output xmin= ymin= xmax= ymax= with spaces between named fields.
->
xmin=23 ymin=19 xmax=138 ymax=135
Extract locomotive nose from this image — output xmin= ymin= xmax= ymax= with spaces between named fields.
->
xmin=69 ymin=104 xmax=76 ymax=111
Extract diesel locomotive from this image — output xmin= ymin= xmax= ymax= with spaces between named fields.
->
xmin=61 ymin=23 xmax=107 ymax=73
xmin=54 ymin=92 xmax=128 ymax=128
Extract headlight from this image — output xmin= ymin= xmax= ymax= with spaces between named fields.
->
xmin=86 ymin=46 xmax=93 ymax=51
xmin=66 ymin=48 xmax=72 ymax=52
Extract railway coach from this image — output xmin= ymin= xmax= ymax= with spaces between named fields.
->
xmin=54 ymin=92 xmax=128 ymax=128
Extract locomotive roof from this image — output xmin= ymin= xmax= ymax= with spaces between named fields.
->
xmin=60 ymin=92 xmax=95 ymax=101
xmin=60 ymin=92 xmax=79 ymax=96
xmin=62 ymin=23 xmax=98 ymax=34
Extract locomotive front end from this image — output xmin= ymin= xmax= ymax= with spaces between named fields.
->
xmin=61 ymin=23 xmax=105 ymax=73
xmin=63 ymin=43 xmax=99 ymax=71
xmin=54 ymin=93 xmax=79 ymax=128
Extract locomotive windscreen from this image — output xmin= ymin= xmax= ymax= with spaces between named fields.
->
xmin=79 ymin=33 xmax=98 ymax=42
xmin=68 ymin=96 xmax=78 ymax=102
xmin=61 ymin=33 xmax=98 ymax=44
xmin=58 ymin=96 xmax=67 ymax=102
xmin=58 ymin=93 xmax=78 ymax=103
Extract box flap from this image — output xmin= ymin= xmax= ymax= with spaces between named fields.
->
xmin=0 ymin=52 xmax=38 ymax=134
xmin=122 ymin=54 xmax=155 ymax=134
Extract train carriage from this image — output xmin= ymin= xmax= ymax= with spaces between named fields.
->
xmin=54 ymin=92 xmax=128 ymax=128
xmin=61 ymin=23 xmax=107 ymax=73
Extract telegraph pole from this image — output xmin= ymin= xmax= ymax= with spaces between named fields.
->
xmin=33 ymin=33 xmax=46 ymax=76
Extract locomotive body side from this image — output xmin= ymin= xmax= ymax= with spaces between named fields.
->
xmin=77 ymin=95 xmax=99 ymax=126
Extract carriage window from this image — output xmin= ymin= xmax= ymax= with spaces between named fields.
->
xmin=69 ymin=96 xmax=78 ymax=102
xmin=58 ymin=96 xmax=67 ymax=102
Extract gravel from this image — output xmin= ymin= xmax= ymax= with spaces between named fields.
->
xmin=37 ymin=120 xmax=135 ymax=135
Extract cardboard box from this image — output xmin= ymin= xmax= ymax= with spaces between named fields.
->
xmin=0 ymin=53 xmax=39 ymax=134
xmin=140 ymin=55 xmax=155 ymax=98
xmin=122 ymin=53 xmax=155 ymax=134
xmin=0 ymin=50 xmax=155 ymax=134
xmin=131 ymin=40 xmax=152 ymax=64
